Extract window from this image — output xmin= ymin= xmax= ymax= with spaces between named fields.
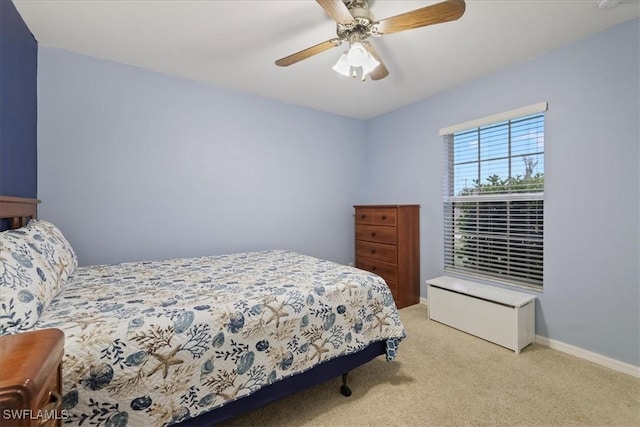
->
xmin=441 ymin=103 xmax=546 ymax=289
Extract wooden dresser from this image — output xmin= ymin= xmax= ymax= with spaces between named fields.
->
xmin=354 ymin=205 xmax=420 ymax=309
xmin=0 ymin=329 xmax=65 ymax=427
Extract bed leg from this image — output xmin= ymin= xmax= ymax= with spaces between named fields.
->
xmin=340 ymin=373 xmax=352 ymax=397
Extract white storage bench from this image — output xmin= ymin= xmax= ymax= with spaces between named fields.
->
xmin=426 ymin=276 xmax=536 ymax=354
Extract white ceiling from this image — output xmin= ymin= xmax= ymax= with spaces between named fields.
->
xmin=12 ymin=0 xmax=640 ymax=120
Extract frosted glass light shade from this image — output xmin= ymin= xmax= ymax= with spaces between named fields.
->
xmin=332 ymin=53 xmax=351 ymax=76
xmin=346 ymin=42 xmax=368 ymax=67
xmin=361 ymin=54 xmax=380 ymax=76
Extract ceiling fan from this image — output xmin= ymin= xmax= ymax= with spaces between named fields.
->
xmin=275 ymin=0 xmax=466 ymax=81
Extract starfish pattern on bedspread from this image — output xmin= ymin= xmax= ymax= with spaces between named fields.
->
xmin=29 ymin=250 xmax=406 ymax=427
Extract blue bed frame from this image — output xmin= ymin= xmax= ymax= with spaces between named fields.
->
xmin=179 ymin=340 xmax=387 ymax=426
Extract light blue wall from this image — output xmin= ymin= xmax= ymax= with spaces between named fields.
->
xmin=37 ymin=47 xmax=367 ymax=267
xmin=38 ymin=19 xmax=639 ymax=367
xmin=365 ymin=19 xmax=640 ymax=366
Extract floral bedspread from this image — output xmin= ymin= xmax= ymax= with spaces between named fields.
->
xmin=34 ymin=250 xmax=406 ymax=426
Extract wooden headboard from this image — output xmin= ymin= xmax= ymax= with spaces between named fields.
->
xmin=0 ymin=196 xmax=41 ymax=230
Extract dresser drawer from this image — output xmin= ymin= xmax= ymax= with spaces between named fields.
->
xmin=355 ymin=241 xmax=397 ymax=263
xmin=355 ymin=257 xmax=398 ymax=284
xmin=372 ymin=208 xmax=397 ymax=226
xmin=355 ymin=224 xmax=397 ymax=245
xmin=355 ymin=207 xmax=397 ymax=226
xmin=355 ymin=208 xmax=375 ymax=225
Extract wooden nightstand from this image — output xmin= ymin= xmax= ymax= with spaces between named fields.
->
xmin=0 ymin=329 xmax=65 ymax=427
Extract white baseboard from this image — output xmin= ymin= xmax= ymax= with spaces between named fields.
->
xmin=535 ymin=335 xmax=640 ymax=378
xmin=420 ymin=296 xmax=638 ymax=377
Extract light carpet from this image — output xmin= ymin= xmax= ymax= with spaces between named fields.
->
xmin=221 ymin=304 xmax=640 ymax=426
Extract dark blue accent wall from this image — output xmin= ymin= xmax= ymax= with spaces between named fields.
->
xmin=0 ymin=0 xmax=37 ymax=198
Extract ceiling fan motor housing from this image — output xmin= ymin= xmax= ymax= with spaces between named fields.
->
xmin=336 ymin=6 xmax=376 ymax=41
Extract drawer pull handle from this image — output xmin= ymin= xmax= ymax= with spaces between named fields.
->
xmin=360 ymin=214 xmax=367 ymax=219
xmin=371 ymin=249 xmax=376 ymax=254
xmin=44 ymin=391 xmax=62 ymax=410
xmin=371 ymin=232 xmax=376 ymax=237
xmin=381 ymin=215 xmax=387 ymax=220
xmin=39 ymin=391 xmax=62 ymax=425
xmin=371 ymin=266 xmax=377 ymax=271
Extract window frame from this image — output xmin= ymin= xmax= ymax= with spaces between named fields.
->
xmin=441 ymin=104 xmax=547 ymax=291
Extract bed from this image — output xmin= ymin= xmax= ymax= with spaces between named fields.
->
xmin=0 ymin=197 xmax=406 ymax=426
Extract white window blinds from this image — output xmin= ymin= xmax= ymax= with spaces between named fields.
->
xmin=442 ymin=104 xmax=546 ymax=289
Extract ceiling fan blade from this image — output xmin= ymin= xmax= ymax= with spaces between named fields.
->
xmin=363 ymin=42 xmax=389 ymax=81
xmin=375 ymin=0 xmax=465 ymax=35
xmin=275 ymin=39 xmax=342 ymax=67
xmin=316 ymin=0 xmax=355 ymax=25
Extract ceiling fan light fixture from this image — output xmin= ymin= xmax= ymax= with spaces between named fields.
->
xmin=275 ymin=0 xmax=467 ymax=82
xmin=346 ymin=42 xmax=369 ymax=67
xmin=361 ymin=54 xmax=380 ymax=76
xmin=333 ymin=42 xmax=379 ymax=80
xmin=332 ymin=53 xmax=351 ymax=76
